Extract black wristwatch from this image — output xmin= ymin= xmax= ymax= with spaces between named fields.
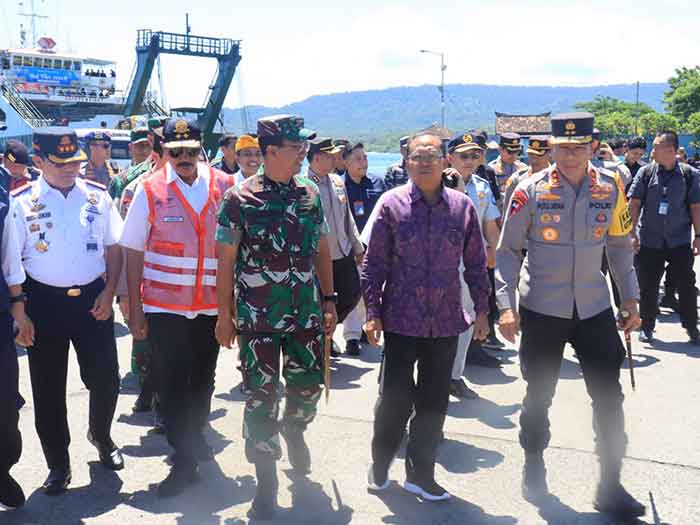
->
xmin=323 ymin=293 xmax=338 ymax=304
xmin=9 ymin=293 xmax=26 ymax=304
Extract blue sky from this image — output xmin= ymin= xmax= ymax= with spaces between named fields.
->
xmin=1 ymin=0 xmax=698 ymax=109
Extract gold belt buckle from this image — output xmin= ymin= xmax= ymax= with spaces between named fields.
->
xmin=66 ymin=288 xmax=82 ymax=297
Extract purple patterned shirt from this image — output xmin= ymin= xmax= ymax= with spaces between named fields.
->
xmin=360 ymin=181 xmax=490 ymax=338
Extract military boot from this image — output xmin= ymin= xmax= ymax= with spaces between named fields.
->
xmin=522 ymin=452 xmax=548 ymax=501
xmin=248 ymin=457 xmax=278 ymax=521
xmin=594 ymin=461 xmax=645 ymax=519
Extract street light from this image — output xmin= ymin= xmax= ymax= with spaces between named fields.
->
xmin=420 ymin=49 xmax=447 ymax=129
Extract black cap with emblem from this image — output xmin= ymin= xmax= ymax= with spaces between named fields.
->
xmin=527 ymin=135 xmax=551 ymax=157
xmin=448 ymin=131 xmax=486 ymax=153
xmin=499 ymin=132 xmax=522 ymax=152
xmin=163 ymin=118 xmax=202 ymax=148
xmin=550 ymin=112 xmax=595 ymax=144
xmin=32 ymin=127 xmax=87 ymax=164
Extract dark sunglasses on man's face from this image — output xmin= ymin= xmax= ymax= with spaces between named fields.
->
xmin=169 ymin=148 xmax=200 ymax=159
xmin=459 ymin=152 xmax=481 ymax=160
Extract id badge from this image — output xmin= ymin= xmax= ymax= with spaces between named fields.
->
xmin=353 ymin=201 xmax=365 ymax=216
xmin=658 ymin=201 xmax=669 ymax=216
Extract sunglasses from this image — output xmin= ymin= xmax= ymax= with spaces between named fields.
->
xmin=90 ymin=143 xmax=111 ymax=149
xmin=458 ymin=152 xmax=481 ymax=160
xmin=168 ymin=148 xmax=200 ymax=159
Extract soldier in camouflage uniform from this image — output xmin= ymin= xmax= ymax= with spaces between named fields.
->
xmin=216 ymin=114 xmax=338 ymax=520
xmin=384 ymin=135 xmax=409 ymax=189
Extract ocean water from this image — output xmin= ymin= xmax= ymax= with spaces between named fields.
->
xmin=367 ymin=152 xmax=402 ymax=177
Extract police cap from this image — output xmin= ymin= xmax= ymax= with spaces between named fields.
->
xmin=163 ymin=118 xmax=202 ymax=148
xmin=550 ymin=112 xmax=594 ymax=144
xmin=4 ymin=140 xmax=30 ymax=165
xmin=33 ymin=127 xmax=87 ymax=164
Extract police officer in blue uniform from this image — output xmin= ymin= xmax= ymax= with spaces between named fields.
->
xmin=0 ymin=182 xmax=34 ymax=509
xmin=12 ymin=128 xmax=125 ymax=495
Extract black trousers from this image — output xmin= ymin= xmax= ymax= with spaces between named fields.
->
xmin=25 ymin=277 xmax=120 ymax=470
xmin=148 ymin=313 xmax=219 ymax=467
xmin=332 ymin=254 xmax=361 ymax=323
xmin=0 ymin=313 xmax=22 ymax=475
xmin=636 ymin=244 xmax=697 ymax=331
xmin=488 ymin=268 xmax=498 ymax=327
xmin=519 ymin=307 xmax=627 ymax=466
xmin=372 ymin=332 xmax=457 ymax=482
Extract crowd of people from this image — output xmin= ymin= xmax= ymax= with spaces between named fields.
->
xmin=0 ymin=110 xmax=699 ymax=522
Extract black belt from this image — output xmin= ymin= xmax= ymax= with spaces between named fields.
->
xmin=25 ymin=276 xmax=103 ymax=297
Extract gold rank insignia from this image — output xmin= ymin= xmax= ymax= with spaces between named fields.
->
xmin=531 ymin=140 xmax=540 ymax=149
xmin=564 ymin=121 xmax=576 ymax=136
xmin=30 ymin=202 xmax=46 ymax=212
xmin=88 ymin=194 xmax=99 ymax=205
xmin=463 ymin=134 xmax=473 ymax=143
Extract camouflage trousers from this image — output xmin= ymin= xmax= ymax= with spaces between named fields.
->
xmin=240 ymin=330 xmax=323 ymax=462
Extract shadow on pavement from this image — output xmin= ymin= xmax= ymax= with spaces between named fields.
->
xmin=641 ymin=338 xmax=700 ymax=358
xmin=528 ymin=493 xmax=606 ymax=525
xmin=124 ymin=462 xmax=254 ymax=525
xmin=465 ymin=364 xmax=519 ymax=386
xmin=436 ymin=438 xmax=504 ymax=474
xmin=373 ymin=483 xmax=517 ymax=525
xmin=447 ymin=396 xmax=520 ymax=430
xmin=328 ymin=360 xmax=374 ymax=391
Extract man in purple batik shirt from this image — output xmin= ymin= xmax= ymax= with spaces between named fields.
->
xmin=361 ymin=131 xmax=490 ymax=502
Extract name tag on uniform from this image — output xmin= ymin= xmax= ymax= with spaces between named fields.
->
xmin=658 ymin=201 xmax=669 ymax=216
xmin=86 ymin=242 xmax=99 ymax=252
xmin=353 ymin=201 xmax=365 ymax=216
xmin=86 ymin=205 xmax=101 ymax=215
xmin=163 ymin=216 xmax=185 ymax=223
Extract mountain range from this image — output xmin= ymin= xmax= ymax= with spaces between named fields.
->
xmin=220 ymin=83 xmax=667 ymax=150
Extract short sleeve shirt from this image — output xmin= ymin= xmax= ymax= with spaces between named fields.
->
xmin=216 ymin=173 xmax=328 ymax=334
xmin=464 ymin=174 xmax=501 ymax=229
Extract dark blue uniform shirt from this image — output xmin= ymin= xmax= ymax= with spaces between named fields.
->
xmin=344 ymin=172 xmax=387 ymax=233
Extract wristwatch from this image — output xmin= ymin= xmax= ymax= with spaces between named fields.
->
xmin=9 ymin=293 xmax=26 ymax=304
xmin=323 ymin=293 xmax=338 ymax=304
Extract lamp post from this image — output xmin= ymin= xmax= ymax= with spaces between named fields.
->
xmin=420 ymin=49 xmax=446 ymax=129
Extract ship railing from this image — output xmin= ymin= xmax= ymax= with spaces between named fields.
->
xmin=0 ymin=79 xmax=51 ymax=128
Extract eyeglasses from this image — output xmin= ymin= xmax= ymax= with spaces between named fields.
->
xmin=408 ymin=151 xmax=443 ymax=164
xmin=168 ymin=148 xmax=200 ymax=159
xmin=279 ymin=141 xmax=310 ymax=155
xmin=458 ymin=152 xmax=481 ymax=160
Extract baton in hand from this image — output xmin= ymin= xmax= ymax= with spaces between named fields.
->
xmin=620 ymin=310 xmax=636 ymax=391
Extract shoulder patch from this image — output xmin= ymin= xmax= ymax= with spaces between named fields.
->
xmin=10 ymin=182 xmax=35 ymax=198
xmin=84 ymin=179 xmax=108 ymax=191
xmin=509 ymin=189 xmax=529 ymax=217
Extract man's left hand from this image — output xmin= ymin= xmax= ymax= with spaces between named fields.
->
xmin=619 ymin=300 xmax=641 ymax=334
xmin=693 ymin=237 xmax=700 ymax=256
xmin=322 ymin=301 xmax=338 ymax=337
xmin=355 ymin=253 xmax=364 ymax=266
xmin=473 ymin=312 xmax=490 ymax=341
xmin=90 ymin=289 xmax=114 ymax=321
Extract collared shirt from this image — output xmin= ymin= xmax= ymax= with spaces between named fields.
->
xmin=384 ymin=161 xmax=408 ymax=189
xmin=216 ymin=172 xmax=329 ymax=333
xmin=361 ymin=181 xmax=490 ymax=338
xmin=80 ymin=160 xmax=119 ymax=187
xmin=1 ymin=189 xmax=25 ymax=287
xmin=11 ymin=176 xmax=123 ymax=287
xmin=496 ymin=163 xmax=638 ymax=320
xmin=211 ymin=157 xmax=239 ymax=175
xmin=308 ymin=168 xmax=363 ymax=260
xmin=464 ymin=174 xmax=500 ymax=229
xmin=119 ymin=162 xmax=216 ymax=318
xmin=625 ymin=160 xmax=646 ymax=182
xmin=628 ymin=161 xmax=700 ymax=249
xmin=488 ymin=157 xmax=528 ymax=194
xmin=344 ymin=173 xmax=387 ymax=233
xmin=475 ymin=164 xmax=502 ymax=203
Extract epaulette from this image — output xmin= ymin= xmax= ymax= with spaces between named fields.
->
xmin=85 ymin=179 xmax=108 ymax=191
xmin=10 ymin=182 xmax=35 ymax=198
xmin=294 ymin=174 xmax=319 ymax=194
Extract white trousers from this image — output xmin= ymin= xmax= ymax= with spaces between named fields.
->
xmin=344 ymin=297 xmax=366 ymax=341
xmin=452 ymin=264 xmax=476 ymax=380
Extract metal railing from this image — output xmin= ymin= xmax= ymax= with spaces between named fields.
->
xmin=0 ymin=79 xmax=51 ymax=128
xmin=135 ymin=29 xmax=240 ymax=58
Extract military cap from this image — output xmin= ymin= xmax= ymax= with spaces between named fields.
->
xmin=85 ymin=130 xmax=112 ymax=144
xmin=163 ymin=118 xmax=202 ymax=148
xmin=32 ymin=127 xmax=87 ymax=164
xmin=527 ymin=135 xmax=551 ymax=157
xmin=4 ymin=140 xmax=30 ymax=165
xmin=550 ymin=112 xmax=595 ymax=144
xmin=308 ymin=137 xmax=340 ymax=155
xmin=130 ymin=127 xmax=150 ymax=144
xmin=332 ymin=138 xmax=350 ymax=152
xmin=448 ymin=131 xmax=486 ymax=153
xmin=218 ymin=133 xmax=238 ymax=147
xmin=399 ymin=135 xmax=410 ymax=147
xmin=235 ymin=134 xmax=260 ymax=152
xmin=499 ymin=132 xmax=522 ymax=152
xmin=257 ymin=114 xmax=316 ymax=142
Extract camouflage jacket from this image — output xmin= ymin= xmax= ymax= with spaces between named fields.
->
xmin=384 ymin=161 xmax=408 ymax=189
xmin=216 ymin=172 xmax=329 ymax=334
xmin=109 ymin=158 xmax=154 ymax=200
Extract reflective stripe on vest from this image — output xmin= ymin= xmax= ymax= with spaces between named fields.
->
xmin=142 ymin=166 xmax=233 ymax=312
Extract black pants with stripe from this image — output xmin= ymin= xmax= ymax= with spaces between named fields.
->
xmin=332 ymin=254 xmax=361 ymax=323
xmin=25 ymin=277 xmax=120 ymax=470
xmin=0 ymin=313 xmax=22 ymax=476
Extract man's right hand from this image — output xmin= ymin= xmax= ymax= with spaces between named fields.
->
xmin=128 ymin=307 xmax=148 ymax=340
xmin=216 ymin=316 xmax=237 ymax=349
xmin=498 ymin=308 xmax=520 ymax=343
xmin=363 ymin=318 xmax=383 ymax=347
xmin=631 ymin=235 xmax=640 ymax=254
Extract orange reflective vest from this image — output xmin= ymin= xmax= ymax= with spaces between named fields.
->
xmin=142 ymin=166 xmax=234 ymax=312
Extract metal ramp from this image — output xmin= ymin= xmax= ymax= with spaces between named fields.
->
xmin=0 ymin=79 xmax=51 ymax=129
xmin=122 ymin=27 xmax=241 ymax=140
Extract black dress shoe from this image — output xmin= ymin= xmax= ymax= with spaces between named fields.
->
xmin=281 ymin=423 xmax=311 ymax=474
xmin=659 ymin=294 xmax=680 ymax=312
xmin=345 ymin=339 xmax=361 ymax=356
xmin=0 ymin=473 xmax=25 ymax=508
xmin=449 ymin=379 xmax=479 ymax=399
xmin=594 ymin=482 xmax=646 ymax=519
xmin=482 ymin=333 xmax=505 ymax=349
xmin=43 ymin=467 xmax=71 ymax=495
xmin=158 ymin=464 xmax=199 ymax=498
xmin=87 ymin=431 xmax=124 ymax=471
xmin=639 ymin=329 xmax=654 ymax=344
xmin=132 ymin=390 xmax=153 ymax=413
